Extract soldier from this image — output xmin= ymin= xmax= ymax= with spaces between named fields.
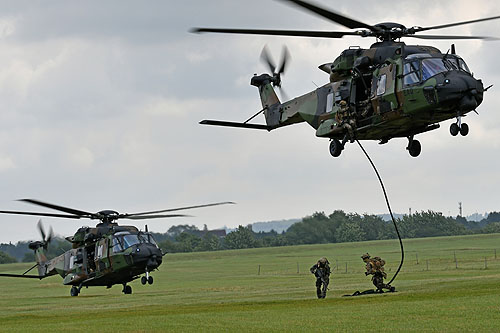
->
xmin=310 ymin=257 xmax=331 ymax=298
xmin=361 ymin=253 xmax=395 ymax=292
xmin=335 ymin=100 xmax=356 ymax=142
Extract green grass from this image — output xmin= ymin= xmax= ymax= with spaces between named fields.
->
xmin=1 ymin=233 xmax=500 ymax=332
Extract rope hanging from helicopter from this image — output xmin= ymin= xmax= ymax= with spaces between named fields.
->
xmin=356 ymin=140 xmax=404 ymax=285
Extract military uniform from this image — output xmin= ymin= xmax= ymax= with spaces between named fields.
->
xmin=335 ymin=100 xmax=357 ymax=142
xmin=310 ymin=257 xmax=331 ymax=298
xmin=361 ymin=253 xmax=393 ymax=292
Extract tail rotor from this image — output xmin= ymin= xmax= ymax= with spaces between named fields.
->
xmin=260 ymin=45 xmax=291 ymax=100
xmin=36 ymin=219 xmax=53 ymax=250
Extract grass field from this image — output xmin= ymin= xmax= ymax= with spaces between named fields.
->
xmin=1 ymin=233 xmax=500 ymax=332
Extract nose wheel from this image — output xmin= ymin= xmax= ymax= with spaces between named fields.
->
xmin=70 ymin=286 xmax=80 ymax=297
xmin=450 ymin=117 xmax=469 ymax=137
xmin=406 ymin=136 xmax=421 ymax=157
xmin=141 ymin=271 xmax=154 ymax=285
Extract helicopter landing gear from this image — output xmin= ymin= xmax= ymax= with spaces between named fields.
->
xmin=460 ymin=123 xmax=469 ymax=136
xmin=141 ymin=270 xmax=154 ymax=285
xmin=70 ymin=286 xmax=79 ymax=297
xmin=122 ymin=284 xmax=132 ymax=295
xmin=406 ymin=136 xmax=421 ymax=157
xmin=450 ymin=116 xmax=469 ymax=137
xmin=329 ymin=138 xmax=344 ymax=157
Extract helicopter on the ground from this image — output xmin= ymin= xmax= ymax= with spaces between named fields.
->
xmin=0 ymin=199 xmax=233 ymax=296
xmin=194 ymin=0 xmax=498 ymax=157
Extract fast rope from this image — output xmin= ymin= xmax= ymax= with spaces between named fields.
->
xmin=356 ymin=140 xmax=404 ymax=285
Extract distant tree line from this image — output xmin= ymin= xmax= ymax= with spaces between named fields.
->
xmin=153 ymin=210 xmax=500 ymax=253
xmin=1 ymin=210 xmax=499 ymax=261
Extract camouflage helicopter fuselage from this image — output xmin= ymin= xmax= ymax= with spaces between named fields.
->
xmin=6 ymin=224 xmax=162 ymax=296
xmin=257 ymin=41 xmax=483 ymax=155
xmin=202 ymin=41 xmax=484 ymax=157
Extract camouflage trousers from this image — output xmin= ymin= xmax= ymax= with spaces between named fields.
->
xmin=315 ymin=276 xmax=329 ymax=298
xmin=372 ymin=272 xmax=390 ymax=291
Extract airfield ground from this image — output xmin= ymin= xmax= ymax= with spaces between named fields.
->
xmin=1 ymin=233 xmax=500 ymax=331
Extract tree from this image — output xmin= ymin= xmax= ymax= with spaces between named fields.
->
xmin=174 ymin=232 xmax=202 ymax=252
xmin=195 ymin=233 xmax=222 ymax=252
xmin=335 ymin=222 xmax=365 ymax=243
xmin=0 ymin=251 xmax=17 ymax=264
xmin=224 ymin=225 xmax=258 ymax=249
xmin=486 ymin=212 xmax=500 ymax=224
xmin=285 ymin=212 xmax=335 ymax=244
xmin=481 ymin=222 xmax=500 ymax=234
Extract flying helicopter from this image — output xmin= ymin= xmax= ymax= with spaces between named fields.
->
xmin=193 ymin=0 xmax=498 ymax=157
xmin=0 ymin=199 xmax=233 ymax=296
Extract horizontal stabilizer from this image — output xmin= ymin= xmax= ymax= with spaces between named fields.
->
xmin=200 ymin=120 xmax=272 ymax=131
xmin=0 ymin=273 xmax=43 ymax=279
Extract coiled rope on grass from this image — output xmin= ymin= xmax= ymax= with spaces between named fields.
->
xmin=356 ymin=140 xmax=404 ymax=285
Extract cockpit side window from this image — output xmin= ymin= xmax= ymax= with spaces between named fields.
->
xmin=376 ymin=74 xmax=387 ymax=96
xmin=403 ymin=60 xmax=421 ymax=86
xmin=458 ymin=58 xmax=470 ymax=73
xmin=112 ymin=237 xmax=123 ymax=253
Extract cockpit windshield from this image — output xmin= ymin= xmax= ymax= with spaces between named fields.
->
xmin=403 ymin=56 xmax=454 ymax=85
xmin=112 ymin=232 xmax=158 ymax=253
xmin=421 ymin=58 xmax=449 ymax=81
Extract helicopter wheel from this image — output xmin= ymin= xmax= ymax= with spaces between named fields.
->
xmin=329 ymin=139 xmax=343 ymax=157
xmin=460 ymin=123 xmax=469 ymax=136
xmin=148 ymin=276 xmax=154 ymax=285
xmin=70 ymin=286 xmax=79 ymax=297
xmin=123 ymin=285 xmax=132 ymax=295
xmin=407 ymin=139 xmax=421 ymax=157
xmin=450 ymin=123 xmax=459 ymax=136
xmin=141 ymin=276 xmax=147 ymax=285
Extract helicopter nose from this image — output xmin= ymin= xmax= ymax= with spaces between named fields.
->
xmin=436 ymin=71 xmax=483 ymax=112
xmin=131 ymin=243 xmax=162 ymax=269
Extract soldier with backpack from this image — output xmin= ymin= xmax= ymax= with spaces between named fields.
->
xmin=310 ymin=257 xmax=331 ymax=298
xmin=361 ymin=253 xmax=395 ymax=292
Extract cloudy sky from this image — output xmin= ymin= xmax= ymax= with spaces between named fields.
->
xmin=0 ymin=0 xmax=499 ymax=243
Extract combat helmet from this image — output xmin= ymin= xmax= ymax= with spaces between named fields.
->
xmin=361 ymin=253 xmax=370 ymax=260
xmin=318 ymin=257 xmax=329 ymax=265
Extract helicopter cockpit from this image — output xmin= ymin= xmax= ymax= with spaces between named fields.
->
xmin=446 ymin=55 xmax=471 ymax=73
xmin=111 ymin=232 xmax=158 ymax=253
xmin=403 ymin=53 xmax=472 ymax=86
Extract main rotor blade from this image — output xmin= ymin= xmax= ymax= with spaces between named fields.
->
xmin=277 ymin=0 xmax=377 ymax=30
xmin=123 ymin=202 xmax=235 ymax=217
xmin=414 ymin=15 xmax=500 ymax=33
xmin=409 ymin=34 xmax=499 ymax=40
xmin=19 ymin=199 xmax=94 ymax=217
xmin=0 ymin=210 xmax=81 ymax=219
xmin=124 ymin=214 xmax=191 ymax=220
xmin=192 ymin=28 xmax=360 ymax=39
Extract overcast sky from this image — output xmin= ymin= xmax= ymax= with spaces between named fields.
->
xmin=0 ymin=0 xmax=498 ymax=243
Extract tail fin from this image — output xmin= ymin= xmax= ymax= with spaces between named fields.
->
xmin=251 ymin=74 xmax=280 ymax=108
xmin=28 ymin=241 xmax=49 ymax=277
xmin=251 ymin=74 xmax=282 ymax=127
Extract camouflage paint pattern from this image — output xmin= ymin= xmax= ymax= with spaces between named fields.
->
xmin=255 ymin=42 xmax=484 ymax=142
